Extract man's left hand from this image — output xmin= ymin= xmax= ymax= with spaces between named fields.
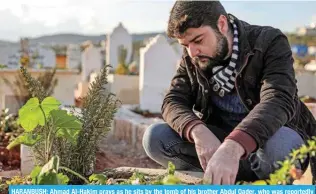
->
xmin=203 ymin=139 xmax=245 ymax=185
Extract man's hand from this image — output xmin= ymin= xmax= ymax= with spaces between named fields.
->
xmin=203 ymin=139 xmax=245 ymax=185
xmin=190 ymin=124 xmax=221 ymax=171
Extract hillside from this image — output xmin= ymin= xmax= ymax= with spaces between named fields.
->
xmin=0 ymin=31 xmax=169 ymax=46
xmin=29 ymin=33 xmax=106 ymax=45
xmin=0 ymin=40 xmax=15 ymax=45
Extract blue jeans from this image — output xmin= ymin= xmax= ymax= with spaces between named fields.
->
xmin=142 ymin=122 xmax=309 ymax=182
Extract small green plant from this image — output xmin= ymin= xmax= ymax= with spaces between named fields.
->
xmin=2 ymin=156 xmax=92 ymax=188
xmin=7 ymin=96 xmax=82 ymax=165
xmin=29 ymin=156 xmax=70 ymax=185
xmin=66 ymin=64 xmax=120 ymax=181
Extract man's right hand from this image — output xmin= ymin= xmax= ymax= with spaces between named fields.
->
xmin=190 ymin=124 xmax=221 ymax=171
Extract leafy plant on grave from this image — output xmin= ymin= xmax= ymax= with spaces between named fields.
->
xmin=4 ymin=95 xmax=87 ymax=186
xmin=6 ymin=95 xmax=82 ymax=164
xmin=5 ymin=65 xmax=119 ymax=183
xmin=64 ymin=64 xmax=120 ymax=182
xmin=2 ymin=156 xmax=93 ymax=191
xmin=2 ymin=66 xmax=115 ymax=187
xmin=3 ymin=67 xmax=74 ymax=166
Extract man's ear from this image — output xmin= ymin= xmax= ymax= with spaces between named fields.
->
xmin=217 ymin=15 xmax=229 ymax=35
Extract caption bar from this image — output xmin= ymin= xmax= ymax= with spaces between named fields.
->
xmin=9 ymin=185 xmax=315 ymax=194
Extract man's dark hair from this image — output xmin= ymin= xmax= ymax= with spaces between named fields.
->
xmin=167 ymin=0 xmax=228 ymax=38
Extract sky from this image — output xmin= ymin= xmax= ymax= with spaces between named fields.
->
xmin=0 ymin=0 xmax=315 ymax=42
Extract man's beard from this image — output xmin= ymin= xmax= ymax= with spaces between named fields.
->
xmin=193 ymin=32 xmax=229 ymax=72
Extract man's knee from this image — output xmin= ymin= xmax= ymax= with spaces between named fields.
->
xmin=249 ymin=126 xmax=308 ymax=180
xmin=142 ymin=122 xmax=171 ymax=159
xmin=265 ymin=126 xmax=305 ymax=163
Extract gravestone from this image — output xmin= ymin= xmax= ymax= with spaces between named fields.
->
xmin=20 ymin=145 xmax=35 ymax=176
xmin=106 ymin=23 xmax=132 ymax=70
xmin=81 ymin=44 xmax=102 ymax=81
xmin=139 ymin=34 xmax=182 ymax=113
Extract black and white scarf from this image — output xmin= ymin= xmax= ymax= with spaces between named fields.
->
xmin=210 ymin=17 xmax=239 ymax=97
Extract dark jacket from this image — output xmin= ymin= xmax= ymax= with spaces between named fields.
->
xmin=161 ymin=14 xmax=316 ymax=182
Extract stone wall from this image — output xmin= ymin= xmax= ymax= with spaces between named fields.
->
xmin=0 ymin=69 xmax=81 ymax=113
xmin=109 ymin=105 xmax=163 ymax=155
xmin=296 ymin=71 xmax=316 ymax=98
xmin=107 ymin=74 xmax=139 ymax=105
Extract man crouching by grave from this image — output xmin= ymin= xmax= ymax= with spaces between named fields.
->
xmin=142 ymin=0 xmax=316 ymax=185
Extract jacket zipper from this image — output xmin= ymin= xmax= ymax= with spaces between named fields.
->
xmin=235 ymin=51 xmax=254 ymax=112
xmin=195 ymin=66 xmax=211 ymax=120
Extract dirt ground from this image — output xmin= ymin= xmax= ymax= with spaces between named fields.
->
xmin=95 ymin=137 xmax=163 ymax=172
xmin=0 ymin=146 xmax=20 ymax=172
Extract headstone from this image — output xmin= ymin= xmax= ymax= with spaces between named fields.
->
xmin=20 ymin=145 xmax=35 ymax=176
xmin=106 ymin=23 xmax=132 ymax=69
xmin=67 ymin=44 xmax=82 ymax=69
xmin=81 ymin=44 xmax=102 ymax=81
xmin=171 ymin=42 xmax=183 ymax=56
xmin=139 ymin=34 xmax=182 ymax=113
xmin=296 ymin=71 xmax=316 ymax=98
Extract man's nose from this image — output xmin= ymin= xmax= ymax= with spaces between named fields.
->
xmin=188 ymin=45 xmax=200 ymax=58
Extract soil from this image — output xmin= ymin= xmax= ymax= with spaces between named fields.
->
xmin=95 ymin=137 xmax=163 ymax=172
xmin=0 ymin=144 xmax=20 ymax=172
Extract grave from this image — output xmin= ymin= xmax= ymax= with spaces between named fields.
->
xmin=139 ymin=34 xmax=181 ymax=113
xmin=81 ymin=44 xmax=103 ymax=81
xmin=106 ymin=23 xmax=133 ymax=70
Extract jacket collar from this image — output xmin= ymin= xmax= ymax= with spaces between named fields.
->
xmin=228 ymin=13 xmax=252 ymax=66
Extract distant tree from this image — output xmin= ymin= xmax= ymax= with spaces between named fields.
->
xmin=115 ymin=45 xmax=129 ymax=75
xmin=132 ymin=40 xmax=145 ymax=60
